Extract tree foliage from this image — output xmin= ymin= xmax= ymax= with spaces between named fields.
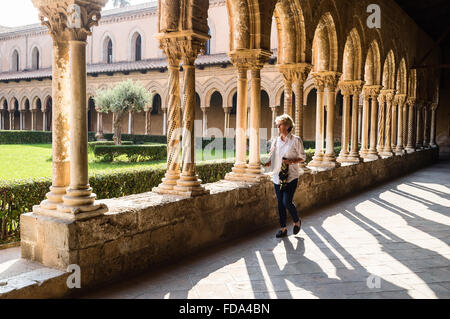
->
xmin=95 ymin=79 xmax=152 ymax=144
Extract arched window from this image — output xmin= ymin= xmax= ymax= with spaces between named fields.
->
xmin=32 ymin=47 xmax=40 ymax=70
xmin=107 ymin=39 xmax=113 ymax=64
xmin=205 ymin=29 xmax=211 ymax=55
xmin=151 ymin=94 xmax=161 ymax=115
xmin=12 ymin=50 xmax=19 ymax=71
xmin=135 ymin=34 xmax=142 ymax=61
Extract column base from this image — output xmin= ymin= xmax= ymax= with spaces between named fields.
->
xmin=95 ymin=132 xmax=105 ymax=141
xmin=224 ymin=163 xmax=248 ymax=182
xmin=362 ymin=151 xmax=379 ymax=162
xmin=379 ymin=150 xmax=394 ymax=158
xmin=336 ymin=152 xmax=349 ymax=163
xmin=431 ymin=144 xmax=438 ymax=148
xmin=39 ymin=186 xmax=67 ymax=211
xmin=153 ymin=170 xmax=180 ymax=193
xmin=243 ymin=164 xmax=270 ymax=182
xmin=57 ymin=187 xmax=108 ymax=220
xmin=405 ymin=147 xmax=415 ymax=154
xmin=343 ymin=154 xmax=362 ymax=164
xmin=172 ymin=174 xmax=210 ymax=197
xmin=394 ymin=148 xmax=406 ymax=156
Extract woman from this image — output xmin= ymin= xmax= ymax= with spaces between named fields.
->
xmin=265 ymin=114 xmax=306 ymax=238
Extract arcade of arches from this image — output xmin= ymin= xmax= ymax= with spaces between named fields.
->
xmin=15 ymin=0 xmax=448 ymax=289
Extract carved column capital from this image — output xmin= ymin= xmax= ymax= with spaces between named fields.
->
xmin=229 ymin=49 xmax=271 ymax=71
xmin=394 ymin=94 xmax=407 ymax=107
xmin=278 ymin=63 xmax=312 ymax=86
xmin=430 ymin=102 xmax=438 ymax=111
xmin=380 ymin=89 xmax=395 ymax=104
xmin=32 ymin=0 xmax=106 ymax=42
xmin=406 ymin=97 xmax=416 ymax=108
xmin=311 ymin=73 xmax=326 ymax=92
xmin=338 ymin=81 xmax=354 ymax=96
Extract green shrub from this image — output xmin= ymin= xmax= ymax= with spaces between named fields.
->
xmin=88 ymin=140 xmax=133 ymax=152
xmin=0 ymin=159 xmax=236 ymax=243
xmin=94 ymin=144 xmax=167 ymax=162
xmin=101 ymin=133 xmax=166 ymax=144
xmin=0 ymin=130 xmax=96 ymax=144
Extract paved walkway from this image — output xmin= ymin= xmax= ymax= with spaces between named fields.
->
xmin=81 ymin=161 xmax=450 ymax=299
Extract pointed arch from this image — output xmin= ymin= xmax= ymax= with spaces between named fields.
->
xmin=342 ymin=28 xmax=362 ymax=81
xmin=396 ymin=58 xmax=408 ymax=94
xmin=382 ymin=50 xmax=396 ymax=90
xmin=312 ymin=12 xmax=339 ymax=72
xmin=364 ymin=40 xmax=381 ymax=86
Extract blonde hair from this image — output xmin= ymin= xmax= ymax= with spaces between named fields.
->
xmin=275 ymin=114 xmax=295 ymax=133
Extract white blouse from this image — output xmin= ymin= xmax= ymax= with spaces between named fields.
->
xmin=269 ymin=133 xmax=306 ymax=185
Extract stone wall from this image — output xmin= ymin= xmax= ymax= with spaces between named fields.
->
xmin=20 ymin=149 xmax=439 ymax=293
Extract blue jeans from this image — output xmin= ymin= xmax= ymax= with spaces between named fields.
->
xmin=274 ymin=179 xmax=300 ymax=228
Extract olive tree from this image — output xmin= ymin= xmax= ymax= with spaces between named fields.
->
xmin=95 ymin=79 xmax=152 ymax=145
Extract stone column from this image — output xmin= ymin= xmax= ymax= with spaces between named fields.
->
xmin=423 ymin=103 xmax=430 ymax=148
xmin=395 ymin=94 xmax=406 ymax=155
xmin=57 ymin=10 xmax=107 ymax=219
xmin=30 ymin=109 xmax=36 ymax=130
xmin=42 ymin=108 xmax=47 ymax=131
xmin=95 ymin=110 xmax=104 ymax=140
xmin=173 ymin=37 xmax=209 ymax=196
xmin=153 ymin=38 xmax=182 ymax=193
xmin=223 ymin=106 xmax=231 ymax=138
xmin=402 ymin=103 xmax=407 ymax=148
xmin=225 ymin=52 xmax=251 ymax=181
xmin=391 ymin=96 xmax=397 ymax=149
xmin=162 ymin=107 xmax=167 ymax=135
xmin=19 ymin=110 xmax=24 ymax=130
xmin=307 ymin=73 xmax=326 ymax=169
xmin=128 ymin=111 xmax=133 ymax=134
xmin=0 ymin=111 xmax=3 ymax=130
xmin=283 ymin=75 xmax=293 ymax=117
xmin=376 ymin=94 xmax=385 ymax=154
xmin=380 ymin=90 xmax=395 ymax=158
xmin=145 ymin=109 xmax=151 ymax=135
xmin=322 ymin=73 xmax=340 ymax=168
xmin=9 ymin=110 xmax=14 ymax=130
xmin=201 ymin=106 xmax=208 ymax=137
xmin=246 ymin=53 xmax=270 ymax=181
xmin=360 ymin=88 xmax=370 ymax=158
xmin=367 ymin=87 xmax=381 ymax=161
xmin=416 ymin=102 xmax=423 ymax=149
xmin=405 ymin=97 xmax=416 ymax=153
xmin=337 ymin=83 xmax=352 ymax=163
xmin=270 ymin=106 xmax=278 ymax=139
xmin=348 ymin=86 xmax=363 ymax=163
xmin=430 ymin=103 xmax=438 ymax=148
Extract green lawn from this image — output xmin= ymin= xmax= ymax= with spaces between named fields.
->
xmin=0 ymin=144 xmax=256 ymax=181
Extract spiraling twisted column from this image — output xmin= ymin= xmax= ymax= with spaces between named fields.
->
xmin=422 ymin=103 xmax=430 ymax=148
xmin=366 ymin=87 xmax=381 ymax=161
xmin=395 ymin=94 xmax=407 ymax=155
xmin=153 ymin=39 xmax=182 ymax=193
xmin=360 ymin=89 xmax=370 ymax=159
xmin=380 ymin=90 xmax=394 ymax=158
xmin=405 ymin=97 xmax=416 ymax=153
xmin=173 ymin=51 xmax=209 ymax=196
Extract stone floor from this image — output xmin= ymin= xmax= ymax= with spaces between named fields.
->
xmin=80 ymin=160 xmax=450 ymax=299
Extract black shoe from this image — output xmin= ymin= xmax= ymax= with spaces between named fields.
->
xmin=293 ymin=220 xmax=302 ymax=235
xmin=276 ymin=229 xmax=287 ymax=238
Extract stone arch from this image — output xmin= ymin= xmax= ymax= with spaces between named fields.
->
xmin=202 ymin=77 xmax=226 ymax=107
xmin=342 ymin=28 xmax=363 ymax=81
xmin=273 ymin=0 xmax=307 ymax=64
xmin=9 ymin=97 xmax=19 ymax=111
xmin=364 ymin=40 xmax=381 ymax=86
xmin=396 ymin=58 xmax=408 ymax=94
xmin=128 ymin=28 xmax=144 ymax=61
xmin=226 ymin=0 xmax=276 ymax=51
xmin=312 ymin=12 xmax=339 ymax=72
xmin=382 ymin=50 xmax=396 ymax=90
xmin=146 ymin=82 xmax=166 ymax=109
xmin=42 ymin=94 xmax=52 ymax=111
xmin=275 ymin=84 xmax=285 ymax=107
xmin=20 ymin=96 xmax=30 ymax=111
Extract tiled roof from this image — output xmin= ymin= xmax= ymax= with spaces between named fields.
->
xmin=0 ymin=51 xmax=278 ymax=82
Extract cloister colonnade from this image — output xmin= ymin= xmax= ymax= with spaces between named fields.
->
xmin=19 ymin=0 xmax=441 ymax=273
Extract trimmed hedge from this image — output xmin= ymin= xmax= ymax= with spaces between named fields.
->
xmin=88 ymin=140 xmax=133 ymax=152
xmin=94 ymin=144 xmax=167 ymax=162
xmin=102 ymin=133 xmax=167 ymax=144
xmin=0 ymin=130 xmax=96 ymax=144
xmin=0 ymin=159 xmax=237 ymax=244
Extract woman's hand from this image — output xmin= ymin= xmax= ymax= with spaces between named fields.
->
xmin=264 ymin=160 xmax=271 ymax=167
